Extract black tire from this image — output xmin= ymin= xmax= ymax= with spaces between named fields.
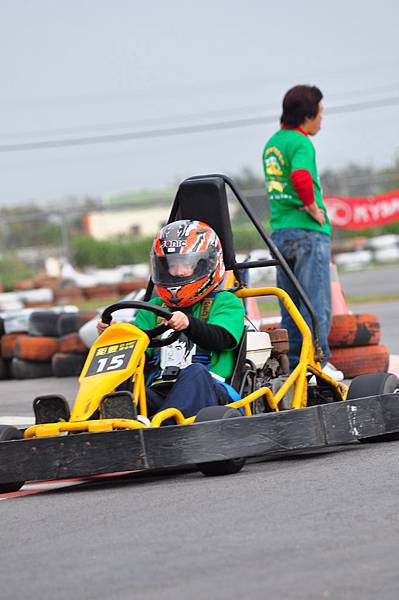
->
xmin=28 ymin=311 xmax=60 ymax=337
xmin=347 ymin=372 xmax=399 ymax=443
xmin=0 ymin=425 xmax=25 ymax=493
xmin=195 ymin=406 xmax=246 ymax=476
xmin=10 ymin=357 xmax=53 ymax=379
xmin=52 ymin=352 xmax=87 ymax=377
xmin=57 ymin=312 xmax=97 ymax=336
xmin=0 ymin=357 xmax=9 ymax=380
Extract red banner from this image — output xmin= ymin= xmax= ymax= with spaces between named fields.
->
xmin=325 ymin=189 xmax=399 ymax=229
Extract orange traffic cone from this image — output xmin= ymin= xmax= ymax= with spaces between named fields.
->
xmin=330 ymin=261 xmax=349 ymax=315
xmin=246 ymin=296 xmax=261 ymax=325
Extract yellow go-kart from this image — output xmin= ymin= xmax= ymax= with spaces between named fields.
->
xmin=1 ymin=174 xmax=398 ymax=493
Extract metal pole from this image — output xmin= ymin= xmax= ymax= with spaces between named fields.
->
xmin=58 ymin=211 xmax=71 ymax=264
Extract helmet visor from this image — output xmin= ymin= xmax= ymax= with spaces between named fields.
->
xmin=151 ymin=250 xmax=216 ymax=286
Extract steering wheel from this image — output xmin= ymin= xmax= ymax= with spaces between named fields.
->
xmin=101 ymin=300 xmax=181 ymax=348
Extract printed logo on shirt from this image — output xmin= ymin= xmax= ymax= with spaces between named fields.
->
xmin=264 ymin=148 xmax=285 ymax=194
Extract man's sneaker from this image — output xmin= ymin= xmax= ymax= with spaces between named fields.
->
xmin=322 ymin=362 xmax=344 ymax=382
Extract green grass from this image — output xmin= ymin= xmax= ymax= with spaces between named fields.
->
xmin=346 ymin=292 xmax=399 ymax=304
xmin=61 ymin=296 xmax=119 ymax=311
xmin=255 ymin=292 xmax=399 ymax=316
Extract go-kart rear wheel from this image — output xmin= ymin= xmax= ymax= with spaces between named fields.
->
xmin=347 ymin=373 xmax=399 ymax=443
xmin=195 ymin=406 xmax=246 ymax=476
xmin=0 ymin=425 xmax=25 ymax=493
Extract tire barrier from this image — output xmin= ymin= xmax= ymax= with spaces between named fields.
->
xmin=0 ymin=357 xmax=9 ymax=380
xmin=10 ymin=357 xmax=54 ymax=380
xmin=118 ymin=279 xmax=148 ymax=295
xmin=56 ymin=286 xmax=85 ymax=303
xmin=24 ymin=301 xmax=54 ymax=309
xmin=81 ymin=284 xmax=118 ymax=300
xmin=330 ymin=344 xmax=390 ymax=379
xmin=28 ymin=311 xmax=61 ymax=337
xmin=1 ymin=333 xmax=25 ymax=359
xmin=328 ymin=313 xmax=380 ymax=348
xmin=327 ymin=311 xmax=389 ymax=378
xmin=52 ymin=352 xmax=88 ymax=377
xmin=14 ymin=336 xmax=59 ymax=362
xmin=0 ymin=279 xmax=146 ymax=380
xmin=0 ymin=309 xmax=97 ymax=379
xmin=57 ymin=311 xmax=98 ymax=337
xmin=59 ymin=333 xmax=87 ymax=354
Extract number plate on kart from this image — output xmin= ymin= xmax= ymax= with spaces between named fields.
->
xmin=85 ymin=341 xmax=137 ymax=377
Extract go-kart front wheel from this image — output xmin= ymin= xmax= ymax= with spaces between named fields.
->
xmin=347 ymin=372 xmax=399 ymax=443
xmin=195 ymin=406 xmax=246 ymax=476
xmin=0 ymin=425 xmax=25 ymax=493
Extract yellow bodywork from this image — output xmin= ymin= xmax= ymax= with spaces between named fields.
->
xmin=24 ymin=286 xmax=348 ymax=438
xmin=71 ymin=323 xmax=149 ymax=422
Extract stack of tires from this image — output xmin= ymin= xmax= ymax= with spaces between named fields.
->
xmin=328 ymin=313 xmax=389 ymax=378
xmin=52 ymin=312 xmax=96 ymax=377
xmin=0 ymin=310 xmax=96 ymax=380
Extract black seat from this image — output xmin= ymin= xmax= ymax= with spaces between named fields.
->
xmin=169 ymin=175 xmax=249 ymax=394
xmin=169 ymin=175 xmax=237 ymax=270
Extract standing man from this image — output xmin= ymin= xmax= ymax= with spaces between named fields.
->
xmin=262 ymin=84 xmax=343 ymax=381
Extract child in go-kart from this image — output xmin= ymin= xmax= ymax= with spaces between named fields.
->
xmin=97 ymin=219 xmax=245 ymax=419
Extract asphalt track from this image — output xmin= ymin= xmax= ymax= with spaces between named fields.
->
xmin=1 ymin=266 xmax=399 ymax=599
xmin=2 ymin=419 xmax=399 ymax=600
xmin=339 ymin=263 xmax=399 ymax=299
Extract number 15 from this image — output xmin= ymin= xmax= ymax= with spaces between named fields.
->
xmin=96 ymin=354 xmax=125 ymax=373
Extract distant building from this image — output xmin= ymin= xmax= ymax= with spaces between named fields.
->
xmin=83 ymin=206 xmax=170 ymax=240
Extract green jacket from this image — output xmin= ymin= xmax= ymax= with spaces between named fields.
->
xmin=134 ymin=291 xmax=245 ymax=381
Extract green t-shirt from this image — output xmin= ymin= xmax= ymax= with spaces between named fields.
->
xmin=134 ymin=291 xmax=245 ymax=381
xmin=262 ymin=128 xmax=331 ymax=236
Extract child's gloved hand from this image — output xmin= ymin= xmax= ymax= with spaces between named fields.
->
xmin=164 ymin=311 xmax=189 ymax=332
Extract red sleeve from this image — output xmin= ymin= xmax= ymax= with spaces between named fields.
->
xmin=290 ymin=169 xmax=315 ymax=206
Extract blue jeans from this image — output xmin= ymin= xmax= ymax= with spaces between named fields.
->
xmin=271 ymin=229 xmax=332 ymax=369
xmin=146 ymin=363 xmax=231 ymax=418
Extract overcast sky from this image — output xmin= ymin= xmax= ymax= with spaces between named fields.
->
xmin=1 ymin=0 xmax=399 ymax=206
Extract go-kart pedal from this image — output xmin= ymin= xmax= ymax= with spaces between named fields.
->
xmin=99 ymin=391 xmax=138 ymax=420
xmin=33 ymin=395 xmax=71 ymax=424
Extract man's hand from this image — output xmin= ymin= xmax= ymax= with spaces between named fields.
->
xmin=164 ymin=311 xmax=189 ymax=332
xmin=300 ymin=202 xmax=326 ymax=226
xmin=96 ymin=319 xmax=112 ymax=335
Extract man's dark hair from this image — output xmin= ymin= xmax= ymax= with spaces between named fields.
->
xmin=280 ymin=85 xmax=323 ymax=128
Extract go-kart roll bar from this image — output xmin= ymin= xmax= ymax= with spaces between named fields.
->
xmin=144 ymin=174 xmax=322 ymax=362
xmin=184 ymin=174 xmax=323 ymax=362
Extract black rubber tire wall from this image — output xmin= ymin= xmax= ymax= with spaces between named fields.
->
xmin=52 ymin=352 xmax=87 ymax=377
xmin=10 ymin=357 xmax=53 ymax=379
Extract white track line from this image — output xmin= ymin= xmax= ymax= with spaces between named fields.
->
xmin=0 ymin=416 xmax=35 ymax=426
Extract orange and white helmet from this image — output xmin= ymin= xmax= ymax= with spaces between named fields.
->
xmin=151 ymin=220 xmax=225 ymax=308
